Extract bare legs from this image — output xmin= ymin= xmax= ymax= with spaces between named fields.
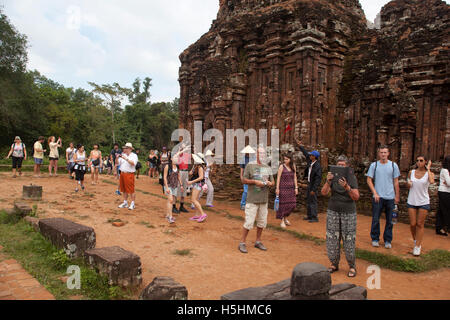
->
xmin=191 ymin=188 xmax=204 ymax=216
xmin=91 ymin=167 xmax=99 ymax=185
xmin=240 ymin=227 xmax=263 ymax=244
xmin=409 ymin=208 xmax=428 ymax=247
xmin=48 ymin=160 xmax=58 ymax=176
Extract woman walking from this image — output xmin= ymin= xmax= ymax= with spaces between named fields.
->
xmin=88 ymin=144 xmax=102 ymax=185
xmin=436 ymin=155 xmax=450 ymax=236
xmin=73 ymin=144 xmax=87 ymax=192
xmin=321 ymin=155 xmax=360 ymax=278
xmin=6 ymin=136 xmax=27 ymax=178
xmin=48 ymin=136 xmax=62 ymax=176
xmin=275 ymin=153 xmax=298 ymax=229
xmin=407 ymin=156 xmax=435 ymax=256
xmin=163 ymin=155 xmax=184 ymax=224
xmin=188 ymin=154 xmax=207 ymax=223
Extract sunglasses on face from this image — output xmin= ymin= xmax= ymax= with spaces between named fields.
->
xmin=417 ymin=159 xmax=425 ymax=163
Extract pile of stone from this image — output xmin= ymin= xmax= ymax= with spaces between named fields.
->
xmin=221 ymin=263 xmax=367 ymax=300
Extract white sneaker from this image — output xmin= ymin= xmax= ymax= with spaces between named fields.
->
xmin=118 ymin=202 xmax=129 ymax=209
xmin=413 ymin=246 xmax=422 ymax=256
xmin=385 ymin=242 xmax=392 ymax=249
xmin=280 ymin=220 xmax=287 ymax=229
xmin=129 ymin=202 xmax=135 ymax=210
xmin=372 ymin=241 xmax=380 ymax=248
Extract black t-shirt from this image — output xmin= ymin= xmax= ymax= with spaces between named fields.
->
xmin=328 ymin=168 xmax=358 ymax=213
xmin=110 ymin=149 xmax=122 ymax=165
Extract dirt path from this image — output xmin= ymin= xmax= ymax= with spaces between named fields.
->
xmin=0 ymin=173 xmax=449 ymax=300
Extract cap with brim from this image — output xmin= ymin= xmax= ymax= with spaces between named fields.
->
xmin=192 ymin=154 xmax=204 ymax=164
xmin=240 ymin=145 xmax=256 ymax=154
xmin=309 ymin=151 xmax=320 ymax=158
xmin=122 ymin=143 xmax=134 ymax=150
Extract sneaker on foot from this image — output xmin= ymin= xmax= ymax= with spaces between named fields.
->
xmin=189 ymin=216 xmax=201 ymax=221
xmin=413 ymin=246 xmax=421 ymax=256
xmin=372 ymin=241 xmax=380 ymax=248
xmin=129 ymin=203 xmax=135 ymax=210
xmin=172 ymin=206 xmax=180 ymax=214
xmin=115 ymin=190 xmax=121 ymax=196
xmin=75 ymin=188 xmax=79 ymax=193
xmin=255 ymin=241 xmax=267 ymax=251
xmin=170 ymin=217 xmax=176 ymax=224
xmin=240 ymin=205 xmax=245 ymax=211
xmin=119 ymin=202 xmax=129 ymax=209
xmin=179 ymin=206 xmax=189 ymax=213
xmin=239 ymin=243 xmax=248 ymax=254
xmin=385 ymin=242 xmax=392 ymax=249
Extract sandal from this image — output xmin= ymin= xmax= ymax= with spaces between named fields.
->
xmin=189 ymin=216 xmax=201 ymax=221
xmin=436 ymin=229 xmax=448 ymax=237
xmin=197 ymin=215 xmax=208 ymax=223
xmin=328 ymin=266 xmax=339 ymax=273
xmin=348 ymin=268 xmax=357 ymax=278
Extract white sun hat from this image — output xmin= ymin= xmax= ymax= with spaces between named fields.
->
xmin=205 ymin=150 xmax=215 ymax=157
xmin=240 ymin=145 xmax=256 ymax=154
xmin=122 ymin=143 xmax=134 ymax=150
xmin=192 ymin=153 xmax=205 ymax=164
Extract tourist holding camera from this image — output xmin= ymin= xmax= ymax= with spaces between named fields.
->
xmin=321 ymin=156 xmax=360 ymax=278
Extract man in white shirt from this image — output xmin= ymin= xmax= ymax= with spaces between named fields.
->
xmin=117 ymin=143 xmax=138 ymax=210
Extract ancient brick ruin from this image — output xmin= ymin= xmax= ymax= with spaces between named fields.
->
xmin=179 ymin=0 xmax=450 ymax=222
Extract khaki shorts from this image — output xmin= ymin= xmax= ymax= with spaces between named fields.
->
xmin=243 ymin=203 xmax=268 ymax=231
xmin=177 ymin=171 xmax=189 ymax=197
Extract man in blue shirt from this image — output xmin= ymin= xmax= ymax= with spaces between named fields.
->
xmin=240 ymin=146 xmax=256 ymax=210
xmin=366 ymin=145 xmax=401 ymax=249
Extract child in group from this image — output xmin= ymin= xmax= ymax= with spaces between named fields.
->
xmin=164 ymin=156 xmax=184 ymax=224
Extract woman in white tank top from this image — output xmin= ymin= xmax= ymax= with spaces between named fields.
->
xmin=407 ymin=156 xmax=435 ymax=256
xmin=73 ymin=145 xmax=87 ymax=192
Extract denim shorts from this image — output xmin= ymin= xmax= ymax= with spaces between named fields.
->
xmin=192 ymin=183 xmax=202 ymax=191
xmin=34 ymin=158 xmax=43 ymax=165
xmin=407 ymin=204 xmax=431 ymax=211
xmin=164 ymin=186 xmax=178 ymax=196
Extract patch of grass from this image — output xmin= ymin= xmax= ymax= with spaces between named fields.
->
xmin=138 ymin=221 xmax=155 ymax=229
xmin=173 ymin=249 xmax=193 ymax=257
xmin=356 ymin=248 xmax=450 ymax=273
xmin=0 ymin=211 xmax=131 ymax=300
xmin=107 ymin=218 xmax=122 ymax=224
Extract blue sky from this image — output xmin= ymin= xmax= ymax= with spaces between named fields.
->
xmin=1 ymin=0 xmax=447 ymax=103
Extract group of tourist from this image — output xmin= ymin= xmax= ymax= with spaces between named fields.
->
xmin=4 ymin=135 xmax=450 ymax=279
xmin=237 ymin=140 xmax=449 ymax=279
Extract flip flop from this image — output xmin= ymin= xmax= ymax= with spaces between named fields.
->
xmin=189 ymin=216 xmax=201 ymax=221
xmin=328 ymin=266 xmax=339 ymax=273
xmin=197 ymin=215 xmax=208 ymax=223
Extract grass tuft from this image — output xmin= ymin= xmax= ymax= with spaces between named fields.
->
xmin=173 ymin=249 xmax=193 ymax=257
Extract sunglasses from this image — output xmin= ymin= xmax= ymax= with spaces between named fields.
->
xmin=417 ymin=159 xmax=425 ymax=163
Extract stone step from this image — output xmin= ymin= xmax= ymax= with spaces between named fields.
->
xmin=38 ymin=218 xmax=96 ymax=258
xmin=13 ymin=202 xmax=32 ymax=217
xmin=140 ymin=277 xmax=188 ymax=300
xmin=84 ymin=246 xmax=142 ymax=288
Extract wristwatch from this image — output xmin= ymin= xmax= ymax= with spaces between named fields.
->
xmin=263 ymin=181 xmax=268 ymax=187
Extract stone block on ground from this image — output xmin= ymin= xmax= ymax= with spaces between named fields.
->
xmin=38 ymin=218 xmax=96 ymax=258
xmin=22 ymin=185 xmax=43 ymax=200
xmin=24 ymin=216 xmax=40 ymax=232
xmin=221 ymin=279 xmax=291 ymax=300
xmin=13 ymin=202 xmax=32 ymax=217
xmin=290 ymin=263 xmax=332 ymax=297
xmin=84 ymin=246 xmax=142 ymax=288
xmin=329 ymin=283 xmax=356 ymax=296
xmin=140 ymin=277 xmax=188 ymax=300
xmin=330 ymin=286 xmax=367 ymax=300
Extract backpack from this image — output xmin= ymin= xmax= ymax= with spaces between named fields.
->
xmin=371 ymin=161 xmax=396 ymax=185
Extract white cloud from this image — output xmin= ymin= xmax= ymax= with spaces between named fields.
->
xmin=1 ymin=0 xmax=448 ymax=102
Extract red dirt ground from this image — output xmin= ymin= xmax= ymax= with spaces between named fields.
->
xmin=0 ymin=172 xmax=449 ymax=300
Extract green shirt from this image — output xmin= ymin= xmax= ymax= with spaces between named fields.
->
xmin=244 ymin=163 xmax=274 ymax=204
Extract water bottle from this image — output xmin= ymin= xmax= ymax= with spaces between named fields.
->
xmin=392 ymin=205 xmax=399 ymax=225
xmin=274 ymin=196 xmax=280 ymax=212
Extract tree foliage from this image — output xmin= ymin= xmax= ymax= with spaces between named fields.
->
xmin=0 ymin=9 xmax=179 ymax=155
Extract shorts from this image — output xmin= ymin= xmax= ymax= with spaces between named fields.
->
xmin=191 ymin=183 xmax=203 ymax=191
xmin=165 ymin=186 xmax=178 ymax=197
xmin=407 ymin=204 xmax=431 ymax=211
xmin=120 ymin=172 xmax=135 ymax=194
xmin=12 ymin=156 xmax=24 ymax=169
xmin=177 ymin=171 xmax=189 ymax=197
xmin=67 ymin=162 xmax=75 ymax=172
xmin=243 ymin=203 xmax=269 ymax=230
xmin=149 ymin=163 xmax=156 ymax=169
xmin=49 ymin=157 xmax=59 ymax=161
xmin=34 ymin=158 xmax=43 ymax=165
